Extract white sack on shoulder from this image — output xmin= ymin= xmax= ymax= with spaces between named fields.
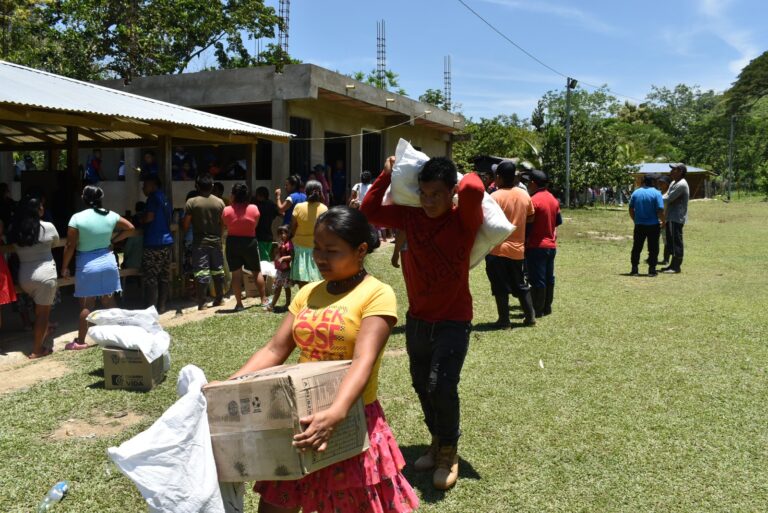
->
xmin=469 ymin=189 xmax=516 ymax=268
xmin=87 ymin=306 xmax=161 ymax=333
xmin=88 ymin=325 xmax=170 ymax=363
xmin=108 ymin=365 xmax=225 ymax=513
xmin=387 ymin=138 xmax=429 ymax=207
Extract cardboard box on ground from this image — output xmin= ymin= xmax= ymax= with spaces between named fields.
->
xmin=103 ymin=347 xmax=167 ymax=391
xmin=204 ymin=360 xmax=369 ymax=482
xmin=243 ymin=268 xmax=274 ymax=298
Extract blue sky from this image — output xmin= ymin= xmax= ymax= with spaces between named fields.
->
xmin=195 ymin=0 xmax=768 ymax=121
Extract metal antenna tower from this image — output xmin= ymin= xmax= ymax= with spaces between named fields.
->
xmin=376 ymin=19 xmax=386 ymax=87
xmin=278 ymin=0 xmax=290 ymax=54
xmin=444 ymin=55 xmax=452 ymax=111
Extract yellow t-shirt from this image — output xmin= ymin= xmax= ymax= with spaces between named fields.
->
xmin=288 ymin=276 xmax=397 ymax=405
xmin=292 ymin=201 xmax=328 ymax=248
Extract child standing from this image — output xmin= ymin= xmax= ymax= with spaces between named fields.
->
xmin=265 ymin=225 xmax=293 ymax=312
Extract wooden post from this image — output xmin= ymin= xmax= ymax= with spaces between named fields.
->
xmin=246 ymin=142 xmax=257 ymax=197
xmin=67 ymin=126 xmax=80 ymax=211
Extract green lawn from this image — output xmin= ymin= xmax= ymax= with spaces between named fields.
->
xmin=2 ymin=197 xmax=767 ymax=512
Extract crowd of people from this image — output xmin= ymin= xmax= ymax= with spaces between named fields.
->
xmin=0 ymin=154 xmax=695 ymax=512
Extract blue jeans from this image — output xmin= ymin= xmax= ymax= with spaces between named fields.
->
xmin=405 ymin=314 xmax=471 ymax=446
xmin=525 ymin=248 xmax=556 ymax=288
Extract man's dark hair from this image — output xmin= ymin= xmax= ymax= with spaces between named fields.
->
xmin=495 ymin=161 xmax=517 ymax=186
xmin=143 ymin=175 xmax=162 ymax=188
xmin=418 ymin=157 xmax=458 ymax=189
xmin=255 ymin=186 xmax=269 ymax=199
xmin=195 ymin=173 xmax=213 ymax=193
xmin=643 ymin=175 xmax=655 ymax=186
xmin=360 ymin=170 xmax=372 ymax=185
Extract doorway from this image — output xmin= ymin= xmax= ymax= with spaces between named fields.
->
xmin=324 ymin=132 xmax=349 ymax=206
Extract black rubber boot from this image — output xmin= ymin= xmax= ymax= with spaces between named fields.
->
xmin=144 ymin=283 xmax=158 ymax=310
xmin=212 ymin=276 xmax=225 ymax=306
xmin=544 ymin=284 xmax=554 ymax=316
xmin=196 ymin=282 xmax=209 ymax=310
xmin=157 ymin=282 xmax=169 ymax=314
xmin=530 ymin=287 xmax=546 ymax=318
xmin=519 ymin=290 xmax=536 ymax=326
xmin=493 ymin=295 xmax=510 ymax=328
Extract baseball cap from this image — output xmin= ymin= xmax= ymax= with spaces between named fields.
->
xmin=493 ymin=160 xmax=516 ymax=175
xmin=526 ymin=169 xmax=548 ymax=185
xmin=669 ymin=163 xmax=687 ymax=172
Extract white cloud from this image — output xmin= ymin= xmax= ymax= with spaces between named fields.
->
xmin=479 ymin=0 xmax=618 ymax=35
xmin=693 ymin=0 xmax=758 ymax=74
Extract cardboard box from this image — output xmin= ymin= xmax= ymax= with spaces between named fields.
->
xmin=243 ymin=270 xmax=273 ymax=298
xmin=204 ymin=360 xmax=369 ymax=482
xmin=103 ymin=347 xmax=167 ymax=391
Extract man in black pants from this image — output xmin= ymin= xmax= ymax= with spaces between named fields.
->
xmin=661 ymin=163 xmax=689 ymax=273
xmin=628 ymin=174 xmax=665 ymax=276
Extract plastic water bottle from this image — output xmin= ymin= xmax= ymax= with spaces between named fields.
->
xmin=37 ymin=481 xmax=70 ymax=512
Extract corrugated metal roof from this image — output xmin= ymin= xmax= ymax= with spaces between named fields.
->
xmin=634 ymin=162 xmax=709 ymax=174
xmin=0 ymin=60 xmax=292 ymax=142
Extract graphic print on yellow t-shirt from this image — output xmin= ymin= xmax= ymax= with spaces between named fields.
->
xmin=289 ymin=276 xmax=397 ymax=404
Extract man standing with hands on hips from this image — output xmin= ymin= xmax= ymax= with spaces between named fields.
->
xmin=362 ymin=155 xmax=484 ymax=491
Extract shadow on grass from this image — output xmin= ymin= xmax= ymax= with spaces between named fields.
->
xmin=617 ymin=272 xmax=659 ymax=278
xmin=400 ymin=444 xmax=481 ymax=503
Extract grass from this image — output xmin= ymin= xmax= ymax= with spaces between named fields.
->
xmin=2 ymin=197 xmax=767 ymax=512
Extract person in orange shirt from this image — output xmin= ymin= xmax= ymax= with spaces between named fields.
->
xmin=485 ymin=160 xmax=536 ymax=327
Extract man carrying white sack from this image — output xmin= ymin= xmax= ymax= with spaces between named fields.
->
xmin=361 ymin=155 xmax=484 ymax=490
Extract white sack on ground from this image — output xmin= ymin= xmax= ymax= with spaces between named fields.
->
xmin=87 ymin=306 xmax=161 ymax=333
xmin=259 ymin=261 xmax=276 ymax=278
xmin=88 ymin=325 xmax=170 ymax=363
xmin=108 ymin=365 xmax=225 ymax=513
xmin=382 ymin=139 xmax=515 ymax=268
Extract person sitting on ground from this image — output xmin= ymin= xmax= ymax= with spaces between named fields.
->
xmin=486 ymin=160 xmax=537 ymax=328
xmin=628 ymin=174 xmax=665 ymax=276
xmin=9 ymin=197 xmax=59 ymax=359
xmin=140 ymin=176 xmax=174 ymax=313
xmin=218 ymin=206 xmax=419 ymax=513
xmin=290 ymin=180 xmax=327 ymax=288
xmin=222 ymin=183 xmax=267 ymax=311
xmin=361 ymin=155 xmax=485 ymax=491
xmin=182 ymin=173 xmax=226 ymax=310
xmin=265 ymin=224 xmax=293 ymax=312
xmin=349 ymin=170 xmax=372 ymax=209
xmin=524 ymin=170 xmax=562 ymax=317
xmin=275 ymin=175 xmax=306 ymax=226
xmin=61 ymin=185 xmax=134 ymax=350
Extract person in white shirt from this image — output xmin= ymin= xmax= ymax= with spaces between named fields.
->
xmin=349 ymin=170 xmax=373 ymax=208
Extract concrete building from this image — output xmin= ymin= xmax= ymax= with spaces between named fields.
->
xmin=100 ymin=64 xmax=465 ymax=208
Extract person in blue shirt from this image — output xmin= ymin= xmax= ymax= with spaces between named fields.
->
xmin=628 ymin=174 xmax=665 ymax=276
xmin=275 ymin=174 xmax=306 ymax=225
xmin=141 ymin=176 xmax=174 ymax=312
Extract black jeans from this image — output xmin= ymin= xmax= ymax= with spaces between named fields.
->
xmin=668 ymin=221 xmax=684 ymax=265
xmin=631 ymin=224 xmax=660 ymax=268
xmin=525 ymin=248 xmax=556 ymax=288
xmin=405 ymin=314 xmax=471 ymax=447
xmin=485 ymin=255 xmax=530 ymax=298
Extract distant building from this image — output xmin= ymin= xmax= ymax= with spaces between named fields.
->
xmin=632 ymin=163 xmax=716 ymax=199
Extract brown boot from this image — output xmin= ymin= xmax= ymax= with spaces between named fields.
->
xmin=413 ymin=437 xmax=438 ymax=472
xmin=432 ymin=445 xmax=459 ymax=490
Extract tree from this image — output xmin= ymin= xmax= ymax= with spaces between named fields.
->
xmin=5 ymin=0 xmax=286 ymax=81
xmin=452 ymin=115 xmax=539 ymax=171
xmin=419 ymin=88 xmax=447 ymax=109
xmin=727 ymin=51 xmax=768 ymax=114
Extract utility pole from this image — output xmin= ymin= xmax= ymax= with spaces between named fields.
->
xmin=727 ymin=114 xmax=735 ymax=202
xmin=564 ymin=77 xmax=577 ymax=208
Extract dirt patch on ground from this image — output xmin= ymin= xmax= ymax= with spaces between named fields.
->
xmin=578 ymin=231 xmax=632 ymax=241
xmin=0 ymin=359 xmax=71 ymax=395
xmin=48 ymin=411 xmax=145 ymax=440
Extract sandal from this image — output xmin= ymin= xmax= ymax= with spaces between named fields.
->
xmin=28 ymin=348 xmax=54 ymax=360
xmin=65 ymin=340 xmax=90 ymax=351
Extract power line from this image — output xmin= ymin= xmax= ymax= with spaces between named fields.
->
xmin=456 ymin=0 xmax=646 ymax=104
xmin=291 ymin=112 xmax=430 ymax=141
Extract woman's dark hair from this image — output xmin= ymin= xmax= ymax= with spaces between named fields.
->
xmin=82 ymin=185 xmax=109 ymax=216
xmin=9 ymin=196 xmax=42 ymax=247
xmin=316 ymin=206 xmax=380 ymax=254
xmin=231 ymin=183 xmax=249 ymax=204
xmin=418 ymin=157 xmax=458 ymax=189
xmin=305 ymin=180 xmax=323 ymax=203
xmin=360 ymin=171 xmax=372 ymax=185
xmin=286 ymin=175 xmax=302 ymax=192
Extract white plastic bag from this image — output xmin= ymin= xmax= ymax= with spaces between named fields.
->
xmin=259 ymin=260 xmax=276 ymax=278
xmin=88 ymin=325 xmax=170 ymax=363
xmin=87 ymin=306 xmax=161 ymax=334
xmin=108 ymin=365 xmax=225 ymax=513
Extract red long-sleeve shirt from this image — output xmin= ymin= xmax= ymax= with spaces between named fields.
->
xmin=361 ymin=172 xmax=485 ymax=322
